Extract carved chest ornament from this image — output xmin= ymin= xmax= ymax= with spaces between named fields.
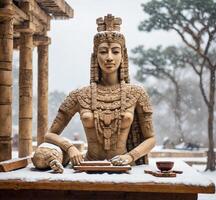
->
xmin=93 ymin=84 xmax=122 ymax=150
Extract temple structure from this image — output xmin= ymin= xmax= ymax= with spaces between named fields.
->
xmin=0 ymin=0 xmax=73 ymax=161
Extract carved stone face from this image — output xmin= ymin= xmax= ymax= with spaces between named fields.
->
xmin=97 ymin=42 xmax=122 ymax=74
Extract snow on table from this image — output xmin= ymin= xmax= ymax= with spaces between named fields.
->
xmin=0 ymin=159 xmax=213 ymax=188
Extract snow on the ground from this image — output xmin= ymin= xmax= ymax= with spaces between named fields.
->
xmin=192 ymin=165 xmax=216 ymax=200
xmin=12 ymin=150 xmax=18 ymax=159
xmin=152 ymin=156 xmax=207 ymax=162
xmin=152 ymin=146 xmax=207 ymax=153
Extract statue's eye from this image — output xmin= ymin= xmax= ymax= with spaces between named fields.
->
xmin=99 ymin=50 xmax=107 ymax=54
xmin=113 ymin=51 xmax=120 ymax=54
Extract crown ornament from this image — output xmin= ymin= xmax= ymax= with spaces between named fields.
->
xmin=96 ymin=14 xmax=122 ymax=32
xmin=94 ymin=14 xmax=125 ymax=49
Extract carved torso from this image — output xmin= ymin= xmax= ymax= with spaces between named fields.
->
xmin=53 ymin=83 xmax=153 ymax=161
xmin=78 ymin=84 xmax=135 ymax=160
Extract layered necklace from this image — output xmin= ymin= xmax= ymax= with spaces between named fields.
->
xmin=91 ymin=81 xmax=126 ymax=150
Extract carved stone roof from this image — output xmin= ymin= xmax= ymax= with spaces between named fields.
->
xmin=0 ymin=0 xmax=74 ymax=47
xmin=35 ymin=0 xmax=73 ymax=19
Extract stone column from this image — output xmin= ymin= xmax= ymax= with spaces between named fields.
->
xmin=37 ymin=44 xmax=48 ymax=145
xmin=0 ymin=0 xmax=13 ymax=161
xmin=19 ymin=32 xmax=33 ymax=157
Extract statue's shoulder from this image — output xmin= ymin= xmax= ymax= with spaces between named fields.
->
xmin=73 ymin=85 xmax=91 ymax=109
xmin=59 ymin=88 xmax=82 ymax=114
xmin=64 ymin=86 xmax=91 ymax=107
xmin=68 ymin=85 xmax=91 ymax=98
xmin=126 ymin=83 xmax=148 ymax=97
xmin=126 ymin=84 xmax=152 ymax=112
xmin=129 ymin=84 xmax=152 ymax=112
xmin=78 ymin=85 xmax=91 ymax=98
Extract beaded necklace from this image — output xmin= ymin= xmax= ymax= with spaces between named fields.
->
xmin=91 ymin=81 xmax=126 ymax=150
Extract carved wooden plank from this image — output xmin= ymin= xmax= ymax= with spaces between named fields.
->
xmin=0 ymin=157 xmax=29 ymax=172
xmin=80 ymin=161 xmax=112 ymax=166
xmin=74 ymin=165 xmax=131 ymax=172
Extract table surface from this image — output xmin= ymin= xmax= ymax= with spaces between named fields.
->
xmin=0 ymin=159 xmax=214 ymax=194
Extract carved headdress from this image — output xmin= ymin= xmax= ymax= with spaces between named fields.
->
xmin=90 ymin=14 xmax=129 ymax=83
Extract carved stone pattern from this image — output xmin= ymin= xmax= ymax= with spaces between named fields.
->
xmin=77 ymin=86 xmax=92 ymax=110
xmin=49 ymin=113 xmax=65 ymax=133
xmin=94 ymin=84 xmax=122 ymax=150
xmin=19 ymin=69 xmax=33 ymax=88
xmin=50 ymin=82 xmax=152 ymax=160
xmin=59 ymin=89 xmax=79 ymax=116
xmin=136 ymin=86 xmax=153 ymax=113
xmin=94 ymin=32 xmax=125 ymax=51
xmin=96 ymin=14 xmax=122 ymax=32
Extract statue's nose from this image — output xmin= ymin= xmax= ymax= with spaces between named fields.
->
xmin=107 ymin=51 xmax=113 ymax=61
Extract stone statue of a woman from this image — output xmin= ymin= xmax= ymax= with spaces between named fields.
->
xmin=32 ymin=14 xmax=156 ymax=173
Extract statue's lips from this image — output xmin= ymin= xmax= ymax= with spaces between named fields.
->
xmin=105 ymin=64 xmax=115 ymax=68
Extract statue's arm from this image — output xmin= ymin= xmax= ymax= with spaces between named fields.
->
xmin=127 ymin=87 xmax=156 ymax=162
xmin=44 ymin=90 xmax=79 ymax=152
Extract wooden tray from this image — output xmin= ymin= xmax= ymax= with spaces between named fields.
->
xmin=80 ymin=161 xmax=111 ymax=166
xmin=144 ymin=170 xmax=177 ymax=177
xmin=74 ymin=165 xmax=131 ymax=173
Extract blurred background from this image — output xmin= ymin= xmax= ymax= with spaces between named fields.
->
xmin=11 ymin=0 xmax=215 ymax=151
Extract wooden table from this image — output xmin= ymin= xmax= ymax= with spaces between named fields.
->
xmin=0 ymin=160 xmax=214 ymax=200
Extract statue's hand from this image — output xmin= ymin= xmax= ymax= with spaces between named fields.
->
xmin=67 ymin=146 xmax=84 ymax=166
xmin=44 ymin=149 xmax=64 ymax=173
xmin=110 ymin=154 xmax=133 ymax=166
xmin=49 ymin=159 xmax=64 ymax=173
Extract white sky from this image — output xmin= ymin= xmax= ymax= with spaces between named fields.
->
xmin=32 ymin=0 xmax=181 ymax=94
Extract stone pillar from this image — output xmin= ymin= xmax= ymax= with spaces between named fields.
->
xmin=37 ymin=44 xmax=48 ymax=145
xmin=19 ymin=32 xmax=33 ymax=157
xmin=0 ymin=0 xmax=13 ymax=161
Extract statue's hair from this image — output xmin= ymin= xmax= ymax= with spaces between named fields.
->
xmin=90 ymin=14 xmax=130 ymax=84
